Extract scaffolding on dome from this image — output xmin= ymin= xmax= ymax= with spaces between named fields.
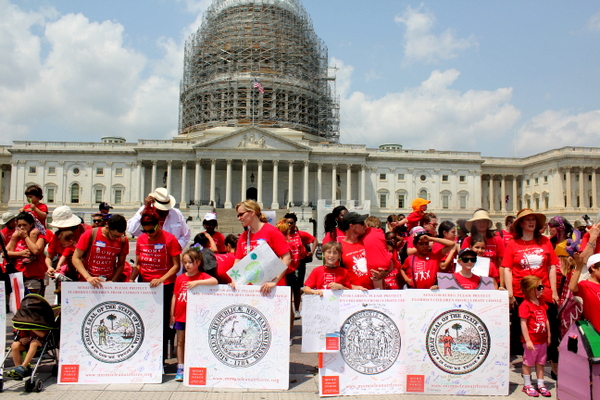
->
xmin=178 ymin=0 xmax=340 ymax=142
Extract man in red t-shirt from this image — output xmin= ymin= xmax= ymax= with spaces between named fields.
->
xmin=340 ymin=213 xmax=371 ymax=289
xmin=73 ymin=215 xmax=129 ymax=288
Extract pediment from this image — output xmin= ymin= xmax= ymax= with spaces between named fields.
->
xmin=192 ymin=127 xmax=312 ymax=152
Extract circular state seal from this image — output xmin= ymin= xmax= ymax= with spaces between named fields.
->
xmin=209 ymin=304 xmax=271 ymax=368
xmin=81 ymin=301 xmax=145 ymax=364
xmin=340 ymin=309 xmax=401 ymax=375
xmin=426 ymin=309 xmax=491 ymax=375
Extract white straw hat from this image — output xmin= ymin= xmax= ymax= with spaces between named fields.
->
xmin=149 ymin=188 xmax=176 ymax=211
xmin=49 ymin=206 xmax=82 ymax=228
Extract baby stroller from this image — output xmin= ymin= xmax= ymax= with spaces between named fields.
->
xmin=1 ymin=294 xmax=60 ymax=392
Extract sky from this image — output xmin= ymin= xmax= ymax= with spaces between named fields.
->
xmin=1 ymin=0 xmax=599 ymax=157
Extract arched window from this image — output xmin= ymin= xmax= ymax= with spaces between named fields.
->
xmin=418 ymin=189 xmax=428 ymax=200
xmin=71 ymin=183 xmax=80 ymax=204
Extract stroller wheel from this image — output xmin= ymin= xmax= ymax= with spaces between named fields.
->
xmin=35 ymin=379 xmax=44 ymax=392
xmin=24 ymin=379 xmax=34 ymax=392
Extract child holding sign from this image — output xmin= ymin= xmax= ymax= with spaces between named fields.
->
xmin=303 ymin=241 xmax=350 ymax=296
xmin=171 ymin=248 xmax=217 ymax=381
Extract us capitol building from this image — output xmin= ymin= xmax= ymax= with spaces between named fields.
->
xmin=1 ymin=0 xmax=598 ymax=230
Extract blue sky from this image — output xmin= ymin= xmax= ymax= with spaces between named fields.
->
xmin=2 ymin=0 xmax=599 ymax=157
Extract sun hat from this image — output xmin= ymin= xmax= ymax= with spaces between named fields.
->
xmin=514 ymin=208 xmax=546 ymax=230
xmin=49 ymin=206 xmax=82 ymax=228
xmin=150 ymin=188 xmax=176 ymax=211
xmin=411 ymin=198 xmax=430 ymax=212
xmin=1 ymin=212 xmax=18 ymax=226
xmin=465 ymin=209 xmax=493 ymax=231
xmin=203 ymin=212 xmax=217 ymax=221
xmin=586 ymin=253 xmax=600 ymax=270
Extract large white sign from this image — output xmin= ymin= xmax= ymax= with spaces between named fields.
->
xmin=185 ymin=285 xmax=291 ymax=389
xmin=58 ymin=282 xmax=163 ymax=384
xmin=404 ymin=290 xmax=509 ymax=395
xmin=301 ymin=290 xmax=341 ymax=353
xmin=227 ymin=242 xmax=287 ymax=285
xmin=319 ymin=291 xmax=406 ymax=396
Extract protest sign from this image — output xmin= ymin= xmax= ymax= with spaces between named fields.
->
xmin=301 ymin=290 xmax=341 ymax=353
xmin=58 ymin=282 xmax=163 ymax=384
xmin=227 ymin=242 xmax=287 ymax=285
xmin=185 ymin=285 xmax=291 ymax=389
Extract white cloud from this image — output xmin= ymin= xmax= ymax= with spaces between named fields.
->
xmin=395 ymin=5 xmax=477 ymax=64
xmin=517 ymin=110 xmax=600 ymax=155
xmin=336 ymin=66 xmax=521 ymax=152
xmin=587 ymin=11 xmax=600 ymax=31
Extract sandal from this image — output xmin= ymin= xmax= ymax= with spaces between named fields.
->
xmin=538 ymin=386 xmax=551 ymax=397
xmin=522 ymin=385 xmax=539 ymax=397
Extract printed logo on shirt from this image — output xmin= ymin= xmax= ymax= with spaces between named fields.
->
xmin=426 ymin=309 xmax=490 ymax=375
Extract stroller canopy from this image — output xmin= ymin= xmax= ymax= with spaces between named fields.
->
xmin=12 ymin=294 xmax=59 ymax=330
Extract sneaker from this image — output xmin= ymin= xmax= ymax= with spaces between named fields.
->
xmin=6 ymin=365 xmax=30 ymax=381
xmin=538 ymin=386 xmax=551 ymax=397
xmin=294 ymin=310 xmax=301 ymax=319
xmin=175 ymin=365 xmax=184 ymax=382
xmin=522 ymin=385 xmax=539 ymax=397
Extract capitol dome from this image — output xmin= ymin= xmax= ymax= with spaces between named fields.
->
xmin=178 ymin=0 xmax=339 ymax=141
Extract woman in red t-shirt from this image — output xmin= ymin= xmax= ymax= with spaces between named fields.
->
xmin=322 ymin=205 xmax=348 ymax=244
xmin=503 ymin=208 xmax=559 ymax=361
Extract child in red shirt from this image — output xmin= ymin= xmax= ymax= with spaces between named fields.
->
xmin=170 ymin=248 xmax=217 ymax=381
xmin=21 ymin=185 xmax=48 ymax=231
xmin=470 ymin=234 xmax=500 ymax=289
xmin=519 ymin=275 xmax=551 ymax=397
xmin=303 ymin=241 xmax=350 ymax=295
xmin=402 ymin=231 xmax=454 ymax=289
xmin=569 ymin=253 xmax=600 ymax=334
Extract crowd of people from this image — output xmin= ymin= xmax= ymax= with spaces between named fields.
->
xmin=1 ymin=185 xmax=599 ymax=396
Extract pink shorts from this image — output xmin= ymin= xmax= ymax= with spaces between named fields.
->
xmin=522 ymin=343 xmax=547 ymax=367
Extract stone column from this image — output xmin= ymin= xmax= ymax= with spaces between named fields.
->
xmin=346 ymin=164 xmax=352 ymax=201
xmin=127 ymin=162 xmax=134 ymax=204
xmin=59 ymin=161 xmax=66 ymax=203
xmin=257 ymin=159 xmax=263 ymax=207
xmin=151 ymin=161 xmax=157 ymax=191
xmin=210 ymin=159 xmax=216 ymax=207
xmin=360 ymin=165 xmax=366 ymax=203
xmin=500 ymin=175 xmax=506 ymax=212
xmin=87 ymin=162 xmax=94 ymax=204
xmin=271 ymin=160 xmax=279 ymax=209
xmin=565 ymin=169 xmax=572 ymax=208
xmin=593 ymin=169 xmax=598 ymax=209
xmin=331 ymin=164 xmax=337 ymax=201
xmin=194 ymin=159 xmax=201 ymax=203
xmin=579 ymin=169 xmax=585 ymax=209
xmin=303 ymin=161 xmax=309 ymax=206
xmin=288 ymin=161 xmax=294 ymax=207
xmin=489 ymin=175 xmax=495 ymax=211
xmin=512 ymin=176 xmax=517 ymax=212
xmin=224 ymin=159 xmax=232 ymax=209
xmin=138 ymin=161 xmax=145 ymax=205
xmin=241 ymin=159 xmax=247 ymax=201
xmin=9 ymin=161 xmax=17 ymax=203
xmin=166 ymin=161 xmax=172 ymax=194
xmin=106 ymin=162 xmax=113 ymax=204
xmin=317 ymin=164 xmax=323 ymax=201
xmin=180 ymin=161 xmax=188 ymax=208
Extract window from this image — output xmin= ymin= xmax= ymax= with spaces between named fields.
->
xmin=379 ymin=173 xmax=386 ymax=181
xmin=397 ymin=194 xmax=405 ymax=209
xmin=442 ymin=175 xmax=449 ymax=182
xmin=591 ymin=195 xmax=594 ymax=208
xmin=71 ymin=183 xmax=80 ymax=204
xmin=544 ymin=176 xmax=548 ymax=183
xmin=28 ymin=166 xmax=36 ymax=174
xmin=534 ymin=178 xmax=539 ymax=185
xmin=590 ymin=175 xmax=593 ymax=182
xmin=459 ymin=175 xmax=466 ymax=182
xmin=114 ymin=189 xmax=123 ymax=205
xmin=576 ymin=174 xmax=580 ymax=182
xmin=442 ymin=194 xmax=449 ymax=209
xmin=379 ymin=194 xmax=387 ymax=208
xmin=73 ymin=167 xmax=80 ymax=175
xmin=577 ymin=196 xmax=580 ymax=208
xmin=459 ymin=193 xmax=467 ymax=209
xmin=526 ymin=179 xmax=530 ymax=186
xmin=47 ymin=188 xmax=55 ymax=203
xmin=420 ymin=175 xmax=427 ymax=182
xmin=526 ymin=199 xmax=531 ymax=209
xmin=48 ymin=166 xmax=56 ymax=175
xmin=115 ymin=168 xmax=123 ymax=176
xmin=545 ymin=197 xmax=549 ymax=210
xmin=419 ymin=189 xmax=428 ymax=200
xmin=397 ymin=174 xmax=405 ymax=181
xmin=95 ymin=189 xmax=103 ymax=204
xmin=535 ymin=198 xmax=540 ymax=210
xmin=96 ymin=167 xmax=104 ymax=176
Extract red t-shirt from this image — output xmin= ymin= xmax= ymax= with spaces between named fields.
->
xmin=385 ymin=250 xmax=403 ymax=290
xmin=58 ymin=246 xmax=77 ymax=279
xmin=210 ymin=231 xmax=227 ymax=254
xmin=461 ymin=235 xmax=505 ymax=266
xmin=577 ymin=280 xmax=600 ymax=333
xmin=13 ymin=236 xmax=47 ymax=280
xmin=322 ymin=228 xmax=346 ymax=245
xmin=1 ymin=227 xmax=15 ymax=244
xmin=502 ymin=236 xmax=558 ymax=303
xmin=432 ymin=242 xmax=455 ymax=273
xmin=363 ymin=227 xmax=392 ymax=271
xmin=341 ymin=240 xmax=372 ymax=289
xmin=453 ymin=272 xmax=481 ymax=290
xmin=76 ymin=228 xmax=129 ymax=280
xmin=499 ymin=229 xmax=513 ymax=246
xmin=287 ymin=231 xmax=307 ymax=272
xmin=173 ymin=271 xmax=212 ymax=323
xmin=215 ymin=252 xmax=235 ymax=284
xmin=518 ymin=299 xmax=549 ymax=344
xmin=23 ymin=203 xmax=48 ymax=227
xmin=47 ymin=224 xmax=90 ymax=259
xmin=403 ymin=249 xmax=444 ymax=289
xmin=304 ymin=265 xmax=351 ymax=290
xmin=135 ymin=230 xmax=181 ymax=284
xmin=235 ymin=223 xmax=290 ymax=286
xmin=406 ymin=211 xmax=423 ymax=231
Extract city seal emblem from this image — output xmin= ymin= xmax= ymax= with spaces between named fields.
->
xmin=81 ymin=301 xmax=144 ymax=363
xmin=340 ymin=309 xmax=401 ymax=375
xmin=209 ymin=304 xmax=271 ymax=368
xmin=426 ymin=309 xmax=491 ymax=374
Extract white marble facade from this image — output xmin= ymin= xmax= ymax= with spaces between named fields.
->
xmin=1 ymin=126 xmax=599 ymax=224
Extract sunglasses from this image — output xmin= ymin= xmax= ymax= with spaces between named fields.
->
xmin=287 ymin=221 xmax=295 ymax=225
xmin=237 ymin=211 xmax=249 ymax=218
xmin=141 ymin=224 xmax=159 ymax=234
xmin=536 ymin=285 xmax=544 ymax=291
xmin=92 ymin=219 xmax=103 ymax=224
xmin=460 ymin=257 xmax=477 ymax=263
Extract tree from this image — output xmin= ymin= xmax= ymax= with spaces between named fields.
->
xmin=451 ymin=323 xmax=463 ymax=339
xmin=107 ymin=314 xmax=117 ymax=330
